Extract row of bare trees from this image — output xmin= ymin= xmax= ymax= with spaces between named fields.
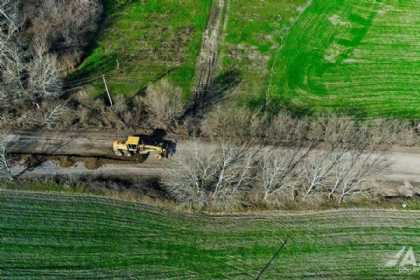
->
xmin=166 ymin=109 xmax=388 ymax=211
xmin=166 ymin=142 xmax=385 ymax=210
xmin=201 ymin=106 xmax=420 ymax=147
xmin=166 ymin=142 xmax=258 ymax=209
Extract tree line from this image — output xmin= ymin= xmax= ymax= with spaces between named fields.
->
xmin=166 ymin=108 xmax=393 ymax=211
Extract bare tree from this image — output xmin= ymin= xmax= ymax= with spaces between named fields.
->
xmin=0 ymin=0 xmax=18 ymax=28
xmin=299 ymin=117 xmax=387 ymax=202
xmin=165 ymin=142 xmax=219 ymax=208
xmin=201 ymin=105 xmax=264 ymax=143
xmin=0 ymin=0 xmax=64 ymax=128
xmin=165 ymin=141 xmax=258 ymax=210
xmin=0 ymin=1 xmax=69 ymax=176
xmin=301 ymin=149 xmax=343 ymax=198
xmin=144 ymin=79 xmax=183 ymax=128
xmin=211 ymin=142 xmax=258 ymax=204
xmin=329 ymin=149 xmax=386 ymax=203
xmin=265 ymin=112 xmax=311 ymax=145
xmin=24 ymin=0 xmax=103 ymax=70
xmin=258 ymin=146 xmax=311 ymax=202
xmin=0 ymin=0 xmax=25 ymax=108
xmin=27 ymin=40 xmax=62 ymax=104
xmin=0 ymin=132 xmax=12 ymax=180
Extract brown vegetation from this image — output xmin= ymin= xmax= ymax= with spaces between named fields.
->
xmin=23 ymin=0 xmax=103 ymax=71
xmin=143 ymin=79 xmax=183 ymax=129
xmin=0 ymin=132 xmax=12 ymax=180
xmin=0 ymin=0 xmax=72 ymax=129
xmin=166 ymin=107 xmax=392 ymax=211
xmin=165 ymin=141 xmax=258 ymax=211
xmin=0 ymin=1 xmax=81 ymax=179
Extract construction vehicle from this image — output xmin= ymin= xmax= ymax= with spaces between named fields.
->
xmin=113 ymin=136 xmax=167 ymax=159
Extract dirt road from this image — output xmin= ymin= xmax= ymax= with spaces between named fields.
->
xmin=191 ymin=0 xmax=225 ymax=100
xmin=382 ymin=148 xmax=420 ymax=183
xmin=5 ymin=130 xmax=173 ymax=178
xmin=5 ymin=130 xmax=420 ymax=186
xmin=6 ymin=130 xmax=114 ymax=157
xmin=6 ymin=129 xmax=176 ymax=158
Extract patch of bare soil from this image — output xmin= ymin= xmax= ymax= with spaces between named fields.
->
xmin=84 ymin=158 xmax=102 ymax=170
xmin=55 ymin=156 xmax=76 ymax=168
xmin=81 ymin=155 xmax=152 ymax=170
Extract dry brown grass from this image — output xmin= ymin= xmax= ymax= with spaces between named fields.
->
xmin=143 ymin=79 xmax=183 ymax=129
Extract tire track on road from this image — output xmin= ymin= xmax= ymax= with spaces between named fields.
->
xmin=189 ymin=0 xmax=226 ymax=112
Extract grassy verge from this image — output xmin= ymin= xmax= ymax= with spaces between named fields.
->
xmin=0 ymin=178 xmax=175 ymax=208
xmin=1 ymin=189 xmax=420 ymax=279
xmin=74 ymin=0 xmax=211 ymax=100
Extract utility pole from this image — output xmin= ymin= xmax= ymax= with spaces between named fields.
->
xmin=102 ymin=74 xmax=113 ymax=107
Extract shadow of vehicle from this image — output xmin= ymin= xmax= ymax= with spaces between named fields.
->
xmin=133 ymin=128 xmax=177 ymax=158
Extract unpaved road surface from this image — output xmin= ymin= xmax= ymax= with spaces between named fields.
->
xmin=6 ymin=130 xmax=175 ymax=158
xmin=5 ymin=129 xmax=174 ymax=178
xmin=5 ymin=130 xmax=420 ymax=185
xmin=6 ymin=130 xmax=117 ymax=157
xmin=382 ymin=148 xmax=420 ymax=183
xmin=12 ymin=161 xmax=165 ymax=178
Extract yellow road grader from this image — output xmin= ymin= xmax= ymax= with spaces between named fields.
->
xmin=112 ymin=136 xmax=167 ymax=159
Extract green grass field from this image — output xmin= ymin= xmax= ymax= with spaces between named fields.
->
xmin=220 ymin=0 xmax=306 ymax=106
xmin=72 ymin=0 xmax=420 ymax=118
xmin=76 ymin=0 xmax=211 ymax=100
xmin=1 ymin=189 xmax=420 ymax=279
xmin=268 ymin=0 xmax=420 ymax=117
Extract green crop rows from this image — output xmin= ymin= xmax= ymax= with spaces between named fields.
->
xmin=1 ymin=190 xmax=420 ymax=279
xmin=270 ymin=0 xmax=420 ymax=117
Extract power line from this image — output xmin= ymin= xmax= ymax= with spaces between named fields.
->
xmin=255 ymin=238 xmax=288 ymax=280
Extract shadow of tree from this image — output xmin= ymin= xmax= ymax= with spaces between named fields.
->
xmin=180 ymin=69 xmax=241 ymax=120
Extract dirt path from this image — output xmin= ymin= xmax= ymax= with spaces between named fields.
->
xmin=12 ymin=161 xmax=164 ymax=178
xmin=6 ymin=130 xmax=114 ymax=157
xmin=6 ymin=129 xmax=176 ymax=158
xmin=191 ymin=0 xmax=226 ymax=103
xmin=5 ymin=130 xmax=420 ymax=191
xmin=382 ymin=149 xmax=420 ymax=183
xmin=15 ymin=149 xmax=420 ymax=182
